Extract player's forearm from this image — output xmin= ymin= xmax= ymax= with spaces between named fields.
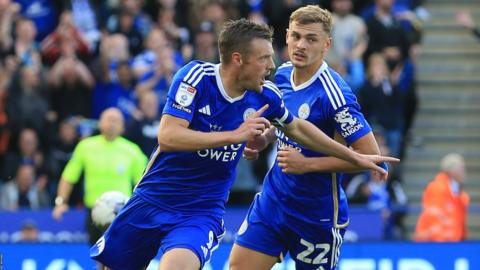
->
xmin=283 ymin=118 xmax=360 ymax=164
xmin=302 ymin=157 xmax=368 ymax=173
xmin=56 ymin=179 xmax=73 ymax=204
xmin=158 ymin=126 xmax=236 ymax=152
xmin=300 ymin=130 xmax=383 ymax=173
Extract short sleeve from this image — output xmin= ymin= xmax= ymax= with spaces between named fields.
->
xmin=162 ymin=62 xmax=204 ymax=122
xmin=262 ymin=81 xmax=294 ymax=127
xmin=321 ymin=69 xmax=372 ymax=145
xmin=332 ymin=102 xmax=371 ymax=145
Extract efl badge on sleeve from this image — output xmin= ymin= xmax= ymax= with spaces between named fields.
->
xmin=175 ymin=82 xmax=197 ymax=107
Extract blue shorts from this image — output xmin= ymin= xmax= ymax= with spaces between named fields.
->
xmin=235 ymin=193 xmax=345 ymax=270
xmin=90 ymin=194 xmax=225 ymax=270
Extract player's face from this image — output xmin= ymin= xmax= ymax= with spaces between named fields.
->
xmin=286 ymin=21 xmax=331 ymax=69
xmin=239 ymin=38 xmax=275 ymax=92
xmin=99 ymin=109 xmax=125 ymax=139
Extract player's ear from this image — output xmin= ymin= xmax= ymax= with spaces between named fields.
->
xmin=324 ymin=36 xmax=332 ymax=53
xmin=232 ymin=52 xmax=242 ymax=66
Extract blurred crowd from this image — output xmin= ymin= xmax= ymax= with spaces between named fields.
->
xmin=0 ymin=0 xmax=428 ymax=240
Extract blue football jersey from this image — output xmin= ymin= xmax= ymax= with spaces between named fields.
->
xmin=134 ymin=61 xmax=293 ymax=218
xmin=263 ymin=61 xmax=372 ymax=228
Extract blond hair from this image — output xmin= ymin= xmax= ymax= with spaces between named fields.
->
xmin=440 ymin=153 xmax=465 ymax=173
xmin=289 ymin=5 xmax=333 ymax=35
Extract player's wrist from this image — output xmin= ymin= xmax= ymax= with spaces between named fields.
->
xmin=303 ymin=159 xmax=314 ymax=173
xmin=55 ymin=196 xmax=66 ymax=206
xmin=225 ymin=131 xmax=239 ymax=144
xmin=351 ymin=152 xmax=364 ymax=167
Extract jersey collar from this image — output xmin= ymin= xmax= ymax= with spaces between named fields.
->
xmin=215 ymin=64 xmax=246 ymax=103
xmin=290 ymin=61 xmax=328 ymax=91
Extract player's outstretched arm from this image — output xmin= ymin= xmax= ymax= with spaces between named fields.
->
xmin=279 ymin=118 xmax=398 ymax=176
xmin=278 ymin=132 xmax=391 ymax=175
xmin=158 ymin=105 xmax=271 ymax=152
xmin=278 ymin=149 xmax=397 ymax=180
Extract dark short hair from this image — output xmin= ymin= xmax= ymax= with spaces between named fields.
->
xmin=218 ymin=18 xmax=273 ymax=64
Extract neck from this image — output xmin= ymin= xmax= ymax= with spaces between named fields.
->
xmin=376 ymin=7 xmax=391 ymax=17
xmin=293 ymin=60 xmax=323 ymax=86
xmin=103 ymin=134 xmax=116 ymax=141
xmin=219 ymin=64 xmax=246 ymax=98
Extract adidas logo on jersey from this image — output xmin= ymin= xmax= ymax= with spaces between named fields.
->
xmin=198 ymin=105 xmax=211 ymax=116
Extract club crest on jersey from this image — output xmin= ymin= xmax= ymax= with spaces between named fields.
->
xmin=175 ymin=82 xmax=197 ymax=107
xmin=298 ymin=103 xmax=310 ymax=119
xmin=335 ymin=107 xmax=363 ymax=137
xmin=243 ymin=108 xmax=257 ymax=121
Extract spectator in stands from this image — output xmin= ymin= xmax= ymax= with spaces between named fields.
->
xmin=12 ymin=219 xmax=40 ymax=242
xmin=0 ymin=61 xmax=11 ymax=160
xmin=456 ymin=11 xmax=480 ymax=40
xmin=0 ymin=164 xmax=49 ymax=210
xmin=93 ymin=61 xmax=137 ymax=121
xmin=329 ymin=0 xmax=367 ymax=65
xmin=47 ymin=118 xmax=80 ymax=204
xmin=346 ymin=130 xmax=407 ymax=239
xmin=133 ymin=28 xmax=180 ymax=110
xmin=327 ymin=0 xmax=368 ymax=92
xmin=52 ymin=108 xmax=147 ymax=245
xmin=1 ymin=128 xmax=48 ymax=185
xmin=15 ymin=0 xmax=59 ymax=41
xmin=364 ymin=0 xmax=411 ymax=73
xmin=0 ymin=0 xmax=20 ymax=54
xmin=260 ymin=0 xmax=306 ymax=58
xmin=155 ymin=5 xmax=191 ymax=56
xmin=131 ymin=28 xmax=178 ymax=79
xmin=192 ymin=21 xmax=219 ymax=63
xmin=111 ymin=8 xmax=143 ymax=56
xmin=8 ymin=18 xmax=42 ymax=70
xmin=47 ymin=42 xmax=95 ymax=121
xmin=41 ymin=11 xmax=90 ymax=65
xmin=358 ymin=53 xmax=405 ymax=157
xmin=6 ymin=66 xmax=52 ymax=134
xmin=95 ymin=33 xmax=130 ymax=84
xmin=106 ymin=0 xmax=152 ymax=38
xmin=125 ymin=91 xmax=159 ymax=156
xmin=415 ymin=153 xmax=469 ymax=242
xmin=196 ymin=0 xmax=230 ymax=34
xmin=70 ymin=0 xmax=101 ymax=52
